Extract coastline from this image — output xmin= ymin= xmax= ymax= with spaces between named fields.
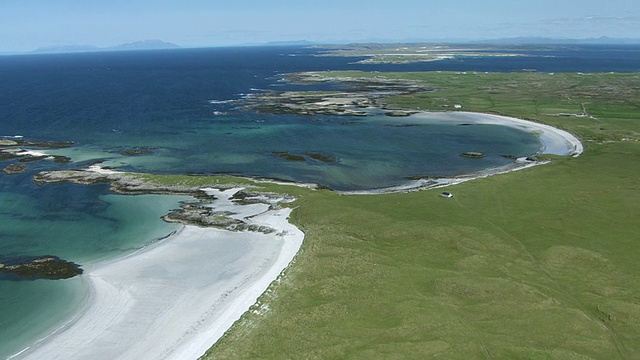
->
xmin=14 ymin=188 xmax=304 ymax=360
xmin=2 ymin=47 xmax=636 ymax=359
xmin=448 ymin=111 xmax=583 ymax=157
xmin=341 ymin=111 xmax=583 ymax=195
xmin=11 ymin=110 xmax=583 ymax=358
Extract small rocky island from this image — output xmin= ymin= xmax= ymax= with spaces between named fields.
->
xmin=460 ymin=151 xmax=486 ymax=158
xmin=118 ymin=146 xmax=159 ymax=156
xmin=2 ymin=163 xmax=28 ymax=174
xmin=0 ymin=138 xmax=73 ymax=174
xmin=0 ymin=256 xmax=83 ymax=280
xmin=272 ymin=151 xmax=337 ymax=163
xmin=243 ymin=72 xmax=429 ymax=117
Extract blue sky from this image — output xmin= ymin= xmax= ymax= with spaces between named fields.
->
xmin=1 ymin=0 xmax=639 ymax=52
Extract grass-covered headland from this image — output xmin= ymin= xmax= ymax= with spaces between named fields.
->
xmin=191 ymin=71 xmax=640 ymax=358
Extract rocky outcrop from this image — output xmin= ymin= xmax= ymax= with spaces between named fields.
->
xmin=2 ymin=163 xmax=27 ymax=174
xmin=304 ymin=152 xmax=337 ymax=163
xmin=34 ymin=170 xmax=210 ymax=197
xmin=0 ymin=138 xmax=73 ymax=167
xmin=0 ymin=256 xmax=83 ymax=280
xmin=34 ymin=169 xmax=296 ymax=234
xmin=119 ymin=147 xmax=158 ymax=156
xmin=460 ymin=152 xmax=486 ymax=158
xmin=273 ymin=152 xmax=307 ymax=162
xmin=272 ymin=151 xmax=337 ymax=163
xmin=1 ymin=140 xmax=74 ymax=149
xmin=163 ymin=204 xmax=275 ymax=234
xmin=243 ymin=72 xmax=429 ymax=117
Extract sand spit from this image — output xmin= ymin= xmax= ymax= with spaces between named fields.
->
xmin=15 ymin=188 xmax=303 ymax=360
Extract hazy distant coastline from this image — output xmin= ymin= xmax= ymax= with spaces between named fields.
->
xmin=32 ymin=39 xmax=181 ymax=54
xmin=22 ymin=36 xmax=640 ymax=56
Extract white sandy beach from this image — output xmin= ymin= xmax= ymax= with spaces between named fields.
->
xmin=15 ymin=188 xmax=303 ymax=360
xmin=410 ymin=111 xmax=583 ymax=157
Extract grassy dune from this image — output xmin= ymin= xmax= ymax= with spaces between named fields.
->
xmin=180 ymin=71 xmax=639 ymax=359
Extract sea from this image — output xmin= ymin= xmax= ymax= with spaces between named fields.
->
xmin=1 ymin=44 xmax=639 ymax=358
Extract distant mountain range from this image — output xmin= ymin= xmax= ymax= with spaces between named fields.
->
xmin=32 ymin=40 xmax=181 ymax=54
xmin=28 ymin=37 xmax=640 ymax=55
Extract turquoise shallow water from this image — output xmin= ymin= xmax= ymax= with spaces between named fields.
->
xmin=0 ymin=175 xmax=187 ymax=357
xmin=46 ymin=112 xmax=542 ymax=191
xmin=0 ymin=277 xmax=86 ymax=358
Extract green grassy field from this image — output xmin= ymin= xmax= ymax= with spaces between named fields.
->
xmin=160 ymin=71 xmax=640 ymax=359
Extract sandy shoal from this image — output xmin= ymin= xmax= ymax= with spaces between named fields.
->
xmin=16 ymin=188 xmax=303 ymax=360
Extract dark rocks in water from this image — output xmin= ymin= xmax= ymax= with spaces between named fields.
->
xmin=0 ymin=256 xmax=83 ymax=280
xmin=460 ymin=151 xmax=486 ymax=158
xmin=0 ymin=138 xmax=73 ymax=167
xmin=273 ymin=152 xmax=307 ymax=162
xmin=2 ymin=163 xmax=28 ymax=174
xmin=22 ymin=141 xmax=74 ymax=149
xmin=273 ymin=151 xmax=337 ymax=163
xmin=383 ymin=123 xmax=420 ymax=128
xmin=18 ymin=155 xmax=49 ymax=163
xmin=501 ymin=154 xmax=518 ymax=159
xmin=15 ymin=154 xmax=72 ymax=164
xmin=120 ymin=149 xmax=153 ymax=156
xmin=0 ymin=140 xmax=74 ymax=149
xmin=304 ymin=152 xmax=337 ymax=163
xmin=0 ymin=152 xmax=20 ymax=161
xmin=119 ymin=146 xmax=159 ymax=156
xmin=53 ymin=155 xmax=72 ymax=163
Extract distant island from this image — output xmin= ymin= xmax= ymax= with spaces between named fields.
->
xmin=32 ymin=39 xmax=181 ymax=54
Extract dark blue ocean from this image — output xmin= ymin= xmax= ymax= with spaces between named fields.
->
xmin=1 ymin=45 xmax=639 ymax=358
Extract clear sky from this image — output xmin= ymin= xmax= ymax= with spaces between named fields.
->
xmin=1 ymin=0 xmax=639 ymax=52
